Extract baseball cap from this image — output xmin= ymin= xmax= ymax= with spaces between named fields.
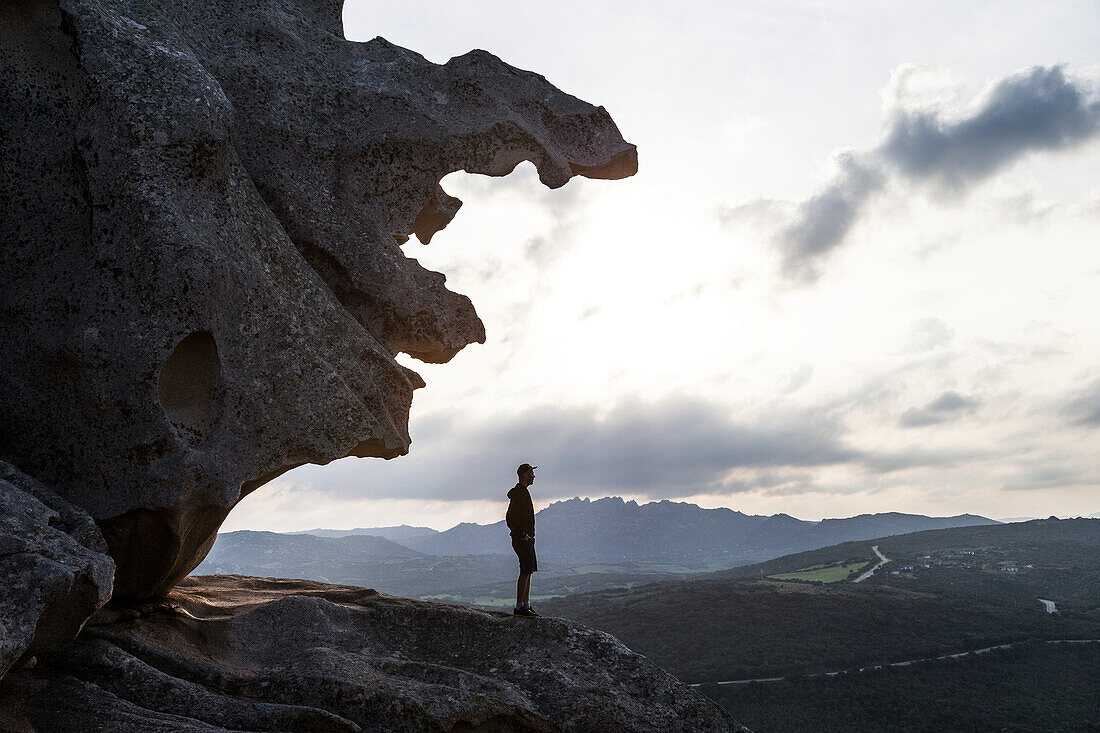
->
xmin=517 ymin=463 xmax=537 ymax=476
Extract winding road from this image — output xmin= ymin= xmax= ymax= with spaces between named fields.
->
xmin=692 ymin=552 xmax=1076 ymax=688
xmin=690 ymin=639 xmax=1100 ymax=687
xmin=852 ymin=545 xmax=889 ymax=583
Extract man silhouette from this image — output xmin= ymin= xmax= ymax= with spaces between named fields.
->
xmin=507 ymin=463 xmax=539 ymax=617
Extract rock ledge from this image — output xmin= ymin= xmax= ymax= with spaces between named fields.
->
xmin=1 ymin=576 xmax=742 ymax=732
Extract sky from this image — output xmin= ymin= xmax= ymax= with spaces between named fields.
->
xmin=226 ymin=1 xmax=1100 ymax=532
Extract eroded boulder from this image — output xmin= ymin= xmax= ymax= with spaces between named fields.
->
xmin=0 ymin=577 xmax=741 ymax=731
xmin=0 ymin=0 xmax=636 ymax=598
xmin=0 ymin=462 xmax=113 ymax=682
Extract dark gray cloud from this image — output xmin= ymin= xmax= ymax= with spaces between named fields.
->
xmin=861 ymin=445 xmax=988 ymax=473
xmin=1002 ymin=463 xmax=1089 ymax=491
xmin=768 ymin=65 xmax=1100 ymax=281
xmin=880 ymin=66 xmax=1100 ymax=190
xmin=899 ymin=390 xmax=981 ymax=428
xmin=314 ymin=398 xmax=859 ymax=502
xmin=1063 ymin=378 xmax=1100 ymax=426
xmin=711 ymin=469 xmax=820 ymax=496
xmin=298 ymin=390 xmax=1013 ymax=504
xmin=777 ymin=153 xmax=885 ymax=280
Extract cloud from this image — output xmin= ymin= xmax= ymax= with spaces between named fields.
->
xmin=578 ymin=304 xmax=602 ymax=321
xmin=717 ymin=197 xmax=793 ymax=228
xmin=761 ymin=65 xmax=1100 ymax=280
xmin=778 ymin=364 xmax=814 ymax=395
xmin=903 ymin=317 xmax=955 ymax=353
xmin=912 ymin=232 xmax=960 ymax=262
xmin=899 ymin=390 xmax=981 ymax=428
xmin=439 ymin=161 xmax=590 ymax=269
xmin=305 ymin=397 xmax=859 ymax=502
xmin=880 ymin=65 xmax=1100 ymax=190
xmin=1063 ymin=378 xmax=1100 ymax=426
xmin=523 ymin=173 xmax=587 ymax=267
xmin=287 ymin=389 xmax=1016 ymax=506
xmin=777 ymin=152 xmax=885 ymax=280
xmin=1084 ymin=190 xmax=1100 ymax=218
xmin=1002 ymin=463 xmax=1090 ymax=491
xmin=709 ymin=469 xmax=820 ymax=497
xmin=860 ymin=446 xmax=988 ymax=473
xmin=992 ymin=192 xmax=1057 ymax=225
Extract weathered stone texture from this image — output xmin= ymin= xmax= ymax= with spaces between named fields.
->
xmin=0 ymin=462 xmax=114 ymax=682
xmin=0 ymin=0 xmax=636 ymax=599
xmin=0 ymin=577 xmax=740 ymax=732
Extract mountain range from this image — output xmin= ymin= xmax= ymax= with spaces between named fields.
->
xmin=200 ymin=497 xmax=997 ymax=580
xmin=300 ymin=497 xmax=996 ymax=568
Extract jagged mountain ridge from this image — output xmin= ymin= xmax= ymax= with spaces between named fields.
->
xmin=227 ymin=497 xmax=997 ymax=569
xmin=404 ymin=497 xmax=995 ymax=565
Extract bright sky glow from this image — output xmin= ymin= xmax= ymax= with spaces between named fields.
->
xmin=225 ymin=1 xmax=1100 ymax=532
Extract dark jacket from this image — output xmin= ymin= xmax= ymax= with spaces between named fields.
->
xmin=506 ymin=484 xmax=534 ymax=539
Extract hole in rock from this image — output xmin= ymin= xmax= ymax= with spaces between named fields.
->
xmin=157 ymin=331 xmax=222 ymax=444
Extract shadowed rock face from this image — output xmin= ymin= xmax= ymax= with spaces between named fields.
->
xmin=0 ymin=577 xmax=741 ymax=732
xmin=0 ymin=462 xmax=114 ymax=680
xmin=0 ymin=0 xmax=636 ymax=599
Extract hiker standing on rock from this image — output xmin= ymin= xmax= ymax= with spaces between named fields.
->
xmin=507 ymin=463 xmax=539 ymax=617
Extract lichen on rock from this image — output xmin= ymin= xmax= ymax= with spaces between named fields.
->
xmin=0 ymin=0 xmax=636 ymax=600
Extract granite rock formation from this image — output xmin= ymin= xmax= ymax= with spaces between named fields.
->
xmin=0 ymin=577 xmax=743 ymax=731
xmin=0 ymin=0 xmax=637 ymax=600
xmin=0 ymin=462 xmax=114 ymax=680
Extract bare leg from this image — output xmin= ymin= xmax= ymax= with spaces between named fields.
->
xmin=521 ymin=574 xmax=532 ymax=605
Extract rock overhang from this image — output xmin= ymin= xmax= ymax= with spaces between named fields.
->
xmin=0 ymin=0 xmax=636 ymax=600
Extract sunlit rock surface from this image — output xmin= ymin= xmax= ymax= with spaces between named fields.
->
xmin=0 ymin=0 xmax=636 ymax=599
xmin=0 ymin=577 xmax=740 ymax=731
xmin=0 ymin=462 xmax=113 ymax=681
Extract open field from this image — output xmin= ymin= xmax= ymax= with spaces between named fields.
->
xmin=769 ymin=561 xmax=868 ymax=583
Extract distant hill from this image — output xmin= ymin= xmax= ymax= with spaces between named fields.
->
xmin=400 ymin=496 xmax=997 ymax=568
xmin=198 ymin=530 xmax=423 ymax=568
xmin=288 ymin=525 xmax=440 ymax=544
xmin=716 ymin=517 xmax=1100 ymax=597
xmin=194 ymin=530 xmax=559 ymax=596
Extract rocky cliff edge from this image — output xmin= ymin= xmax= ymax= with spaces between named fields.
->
xmin=0 ymin=576 xmax=741 ymax=731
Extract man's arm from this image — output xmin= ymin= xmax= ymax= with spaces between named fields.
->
xmin=523 ymin=489 xmax=535 ymax=538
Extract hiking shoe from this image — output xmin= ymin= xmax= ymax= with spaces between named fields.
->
xmin=513 ymin=607 xmax=537 ymax=617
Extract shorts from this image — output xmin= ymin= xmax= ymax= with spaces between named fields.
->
xmin=511 ymin=537 xmax=538 ymax=574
